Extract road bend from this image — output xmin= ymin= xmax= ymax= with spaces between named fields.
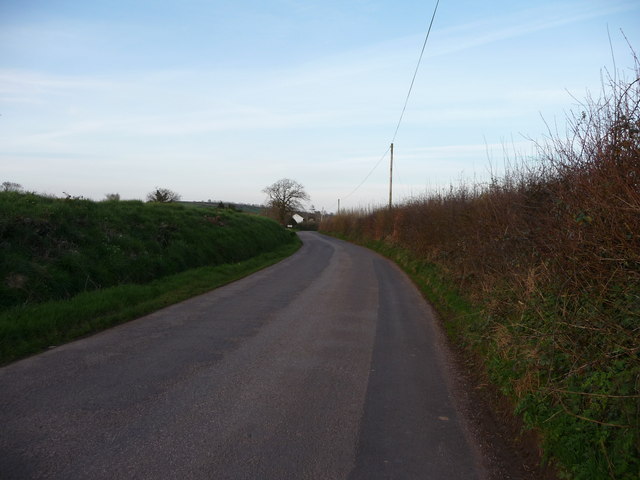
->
xmin=0 ymin=232 xmax=486 ymax=479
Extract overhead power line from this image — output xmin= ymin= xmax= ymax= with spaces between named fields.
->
xmin=340 ymin=0 xmax=441 ymax=205
xmin=391 ymin=0 xmax=440 ymax=144
xmin=342 ymin=145 xmax=391 ymax=202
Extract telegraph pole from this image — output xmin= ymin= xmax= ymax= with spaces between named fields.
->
xmin=337 ymin=198 xmax=340 ymax=214
xmin=389 ymin=143 xmax=394 ymax=209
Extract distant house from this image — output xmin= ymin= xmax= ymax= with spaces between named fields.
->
xmin=287 ymin=212 xmax=319 ymax=230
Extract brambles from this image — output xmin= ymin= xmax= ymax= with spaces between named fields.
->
xmin=321 ymin=54 xmax=639 ymax=479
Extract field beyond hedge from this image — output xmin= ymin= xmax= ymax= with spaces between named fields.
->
xmin=321 ymin=63 xmax=640 ymax=478
xmin=0 ymin=194 xmax=299 ymax=362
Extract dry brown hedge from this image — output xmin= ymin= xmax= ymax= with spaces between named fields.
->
xmin=322 ymin=55 xmax=640 ymax=479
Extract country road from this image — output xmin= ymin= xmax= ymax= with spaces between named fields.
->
xmin=0 ymin=232 xmax=487 ymax=479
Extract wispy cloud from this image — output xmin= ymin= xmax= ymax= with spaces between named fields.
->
xmin=0 ymin=69 xmax=118 ymax=104
xmin=1 ymin=0 xmax=637 ymax=208
xmin=0 ymin=59 xmax=401 ymax=142
xmin=427 ymin=0 xmax=640 ymax=57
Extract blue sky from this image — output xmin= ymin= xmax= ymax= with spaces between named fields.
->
xmin=1 ymin=0 xmax=639 ymax=212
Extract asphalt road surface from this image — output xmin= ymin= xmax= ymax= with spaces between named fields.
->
xmin=0 ymin=232 xmax=486 ymax=479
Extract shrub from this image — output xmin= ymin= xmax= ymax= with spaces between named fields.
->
xmin=321 ymin=53 xmax=640 ymax=479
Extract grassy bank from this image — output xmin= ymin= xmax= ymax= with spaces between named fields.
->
xmin=0 ymin=242 xmax=299 ymax=364
xmin=0 ymin=193 xmax=300 ymax=363
xmin=321 ymin=62 xmax=639 ymax=478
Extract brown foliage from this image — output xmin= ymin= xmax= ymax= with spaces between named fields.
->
xmin=321 ymin=54 xmax=640 ymax=473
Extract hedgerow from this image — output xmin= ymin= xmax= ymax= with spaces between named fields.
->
xmin=322 ymin=54 xmax=640 ymax=479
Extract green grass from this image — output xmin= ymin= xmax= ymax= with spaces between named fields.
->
xmin=0 ymin=191 xmax=301 ymax=364
xmin=352 ymin=237 xmax=483 ymax=340
xmin=0 ymin=191 xmax=296 ymax=307
xmin=0 ymin=241 xmax=300 ymax=365
xmin=327 ymin=232 xmax=639 ymax=480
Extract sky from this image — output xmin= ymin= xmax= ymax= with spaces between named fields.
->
xmin=1 ymin=0 xmax=639 ymax=212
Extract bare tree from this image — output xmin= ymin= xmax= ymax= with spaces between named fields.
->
xmin=146 ymin=187 xmax=181 ymax=203
xmin=263 ymin=178 xmax=310 ymax=225
xmin=2 ymin=181 xmax=22 ymax=192
xmin=104 ymin=193 xmax=120 ymax=201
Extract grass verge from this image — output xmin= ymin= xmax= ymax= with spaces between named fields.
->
xmin=328 ymin=233 xmax=558 ymax=473
xmin=321 ymin=56 xmax=640 ymax=478
xmin=351 ymin=234 xmax=639 ymax=479
xmin=336 ymin=235 xmax=483 ymax=341
xmin=0 ymin=239 xmax=300 ymax=365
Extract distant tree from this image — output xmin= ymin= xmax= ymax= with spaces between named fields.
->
xmin=104 ymin=193 xmax=120 ymax=201
xmin=2 ymin=181 xmax=22 ymax=192
xmin=146 ymin=187 xmax=181 ymax=203
xmin=263 ymin=178 xmax=310 ymax=225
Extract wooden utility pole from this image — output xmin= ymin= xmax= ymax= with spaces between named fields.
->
xmin=389 ymin=143 xmax=394 ymax=209
xmin=338 ymin=198 xmax=340 ymax=214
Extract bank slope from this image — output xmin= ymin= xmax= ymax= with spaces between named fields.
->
xmin=0 ymin=192 xmax=300 ymax=363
